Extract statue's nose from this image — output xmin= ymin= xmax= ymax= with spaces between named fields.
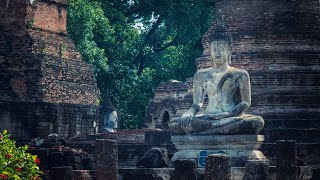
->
xmin=215 ymin=50 xmax=221 ymax=57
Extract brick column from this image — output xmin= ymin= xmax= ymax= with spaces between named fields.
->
xmin=172 ymin=159 xmax=197 ymax=180
xmin=243 ymin=160 xmax=269 ymax=180
xmin=204 ymin=154 xmax=230 ymax=180
xmin=94 ymin=139 xmax=118 ymax=180
xmin=276 ymin=140 xmax=297 ymax=180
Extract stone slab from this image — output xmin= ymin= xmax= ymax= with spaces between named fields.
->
xmin=171 ymin=135 xmax=267 ymax=167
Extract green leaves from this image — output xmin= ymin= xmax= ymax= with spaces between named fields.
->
xmin=0 ymin=130 xmax=42 ymax=180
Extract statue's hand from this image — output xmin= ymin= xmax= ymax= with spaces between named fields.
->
xmin=180 ymin=112 xmax=194 ymax=132
xmin=208 ymin=112 xmax=231 ymax=119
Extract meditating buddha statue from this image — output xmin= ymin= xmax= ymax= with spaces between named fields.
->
xmin=169 ymin=24 xmax=264 ymax=135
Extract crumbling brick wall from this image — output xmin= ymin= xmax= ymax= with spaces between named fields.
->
xmin=0 ymin=0 xmax=100 ymax=142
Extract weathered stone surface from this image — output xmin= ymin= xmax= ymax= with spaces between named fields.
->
xmin=243 ymin=160 xmax=269 ymax=180
xmin=94 ymin=139 xmax=118 ymax=180
xmin=204 ymin=154 xmax=231 ymax=180
xmin=172 ymin=159 xmax=197 ymax=180
xmin=276 ymin=140 xmax=297 ymax=180
xmin=136 ymin=147 xmax=169 ymax=168
xmin=145 ymin=130 xmax=173 ymax=145
xmin=51 ymin=166 xmax=74 ymax=180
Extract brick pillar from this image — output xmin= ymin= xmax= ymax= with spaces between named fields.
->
xmin=172 ymin=159 xmax=197 ymax=180
xmin=51 ymin=166 xmax=74 ymax=180
xmin=204 ymin=154 xmax=230 ymax=180
xmin=95 ymin=139 xmax=118 ymax=180
xmin=276 ymin=140 xmax=297 ymax=180
xmin=243 ymin=160 xmax=269 ymax=180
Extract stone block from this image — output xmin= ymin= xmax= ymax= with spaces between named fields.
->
xmin=172 ymin=159 xmax=197 ymax=180
xmin=96 ymin=164 xmax=118 ymax=180
xmin=276 ymin=140 xmax=297 ymax=180
xmin=204 ymin=154 xmax=230 ymax=180
xmin=145 ymin=131 xmax=172 ymax=145
xmin=94 ymin=139 xmax=118 ymax=180
xmin=243 ymin=160 xmax=269 ymax=180
xmin=136 ymin=147 xmax=169 ymax=168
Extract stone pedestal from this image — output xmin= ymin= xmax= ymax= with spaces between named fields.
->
xmin=95 ymin=139 xmax=118 ymax=180
xmin=276 ymin=140 xmax=297 ymax=180
xmin=205 ymin=154 xmax=231 ymax=180
xmin=171 ymin=135 xmax=267 ymax=167
xmin=172 ymin=159 xmax=197 ymax=180
xmin=243 ymin=160 xmax=269 ymax=180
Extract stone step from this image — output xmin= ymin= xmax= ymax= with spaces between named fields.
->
xmin=251 ymin=94 xmax=319 ymax=107
xmin=250 ymin=72 xmax=319 ymax=87
xmin=263 ymin=119 xmax=320 ymax=129
xmin=261 ymin=143 xmax=320 ymax=167
xmin=261 ymin=129 xmax=320 ymax=143
xmin=247 ymin=106 xmax=320 ymax=115
xmin=232 ymin=52 xmax=320 ymax=69
xmin=252 ymin=85 xmax=320 ymax=95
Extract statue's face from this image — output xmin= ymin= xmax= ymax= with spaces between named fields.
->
xmin=104 ymin=111 xmax=118 ymax=132
xmin=210 ymin=40 xmax=231 ymax=66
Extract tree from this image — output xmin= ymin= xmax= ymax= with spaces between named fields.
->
xmin=67 ymin=0 xmax=215 ymax=128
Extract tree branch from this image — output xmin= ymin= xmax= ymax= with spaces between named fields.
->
xmin=133 ymin=16 xmax=163 ymax=75
xmin=153 ymin=35 xmax=178 ymax=53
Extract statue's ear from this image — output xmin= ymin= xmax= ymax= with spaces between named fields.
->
xmin=228 ymin=47 xmax=232 ymax=64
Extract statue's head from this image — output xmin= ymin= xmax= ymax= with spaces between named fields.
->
xmin=104 ymin=110 xmax=118 ymax=133
xmin=101 ymin=100 xmax=118 ymax=133
xmin=203 ymin=9 xmax=232 ymax=66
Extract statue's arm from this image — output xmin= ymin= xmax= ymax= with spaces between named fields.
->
xmin=182 ymin=73 xmax=204 ymax=118
xmin=230 ymin=71 xmax=251 ymax=116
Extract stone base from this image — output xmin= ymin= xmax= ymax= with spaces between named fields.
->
xmin=171 ymin=135 xmax=267 ymax=167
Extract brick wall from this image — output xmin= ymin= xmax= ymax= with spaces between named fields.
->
xmin=0 ymin=102 xmax=100 ymax=142
xmin=0 ymin=0 xmax=100 ymax=141
xmin=212 ymin=0 xmax=320 ymax=143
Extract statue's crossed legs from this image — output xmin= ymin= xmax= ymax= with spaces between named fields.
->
xmin=169 ymin=114 xmax=264 ymax=135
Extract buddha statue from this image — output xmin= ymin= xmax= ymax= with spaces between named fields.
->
xmin=101 ymin=100 xmax=118 ymax=133
xmin=169 ymin=23 xmax=264 ymax=135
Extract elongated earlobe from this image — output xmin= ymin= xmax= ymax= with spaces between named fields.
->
xmin=228 ymin=49 xmax=232 ymax=64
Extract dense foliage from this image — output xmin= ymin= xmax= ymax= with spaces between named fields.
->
xmin=0 ymin=130 xmax=42 ymax=180
xmin=67 ymin=0 xmax=215 ymax=128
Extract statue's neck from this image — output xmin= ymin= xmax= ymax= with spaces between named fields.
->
xmin=214 ymin=63 xmax=230 ymax=72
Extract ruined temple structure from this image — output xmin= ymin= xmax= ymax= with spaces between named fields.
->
xmin=145 ymin=80 xmax=190 ymax=130
xmin=146 ymin=0 xmax=320 ymax=166
xmin=0 ymin=0 xmax=100 ymax=142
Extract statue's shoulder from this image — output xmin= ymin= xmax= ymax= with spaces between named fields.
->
xmin=228 ymin=67 xmax=250 ymax=77
xmin=194 ymin=68 xmax=212 ymax=78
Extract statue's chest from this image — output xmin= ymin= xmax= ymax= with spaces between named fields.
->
xmin=202 ymin=73 xmax=224 ymax=95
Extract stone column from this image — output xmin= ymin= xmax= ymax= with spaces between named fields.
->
xmin=276 ymin=140 xmax=297 ymax=180
xmin=95 ymin=139 xmax=118 ymax=180
xmin=243 ymin=160 xmax=269 ymax=180
xmin=204 ymin=154 xmax=230 ymax=180
xmin=51 ymin=166 xmax=74 ymax=180
xmin=172 ymin=159 xmax=197 ymax=180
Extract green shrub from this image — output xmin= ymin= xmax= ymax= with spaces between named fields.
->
xmin=0 ymin=130 xmax=42 ymax=180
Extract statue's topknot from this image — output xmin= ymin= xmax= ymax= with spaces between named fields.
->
xmin=202 ymin=9 xmax=232 ymax=47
